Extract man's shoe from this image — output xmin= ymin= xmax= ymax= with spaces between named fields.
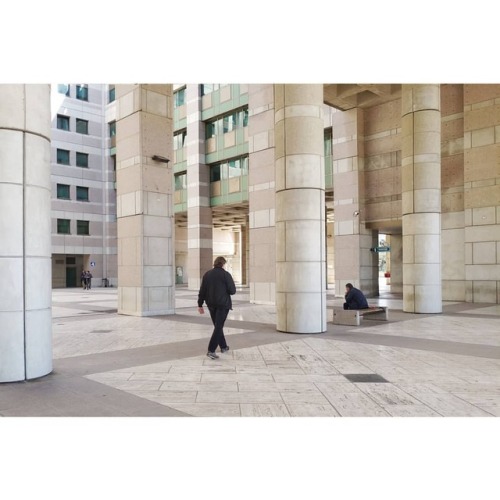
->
xmin=220 ymin=346 xmax=230 ymax=353
xmin=207 ymin=351 xmax=219 ymax=359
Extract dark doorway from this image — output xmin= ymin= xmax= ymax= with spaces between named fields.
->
xmin=66 ymin=267 xmax=77 ymax=287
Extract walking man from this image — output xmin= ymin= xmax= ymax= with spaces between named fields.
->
xmin=197 ymin=256 xmax=236 ymax=359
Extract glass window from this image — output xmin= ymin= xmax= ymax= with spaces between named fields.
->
xmin=173 ymin=130 xmax=186 ymax=150
xmin=76 ymin=119 xmax=88 ymax=134
xmin=76 ymin=152 xmax=89 ymax=168
xmin=77 ymin=220 xmax=89 ymax=235
xmin=242 ymin=109 xmax=249 ymax=127
xmin=57 ymin=219 xmax=71 ymax=234
xmin=205 ymin=121 xmax=216 ymax=139
xmin=76 ymin=186 xmax=89 ymax=202
xmin=228 ymin=158 xmax=242 ymax=178
xmin=201 ymin=84 xmax=220 ymax=96
xmin=56 ymin=184 xmax=70 ymax=199
xmin=223 ymin=114 xmax=235 ymax=133
xmin=174 ymin=88 xmax=185 ymax=107
xmin=324 ymin=129 xmax=332 ymax=156
xmin=108 ymin=86 xmax=115 ymax=103
xmin=57 ymin=149 xmax=70 ymax=165
xmin=242 ymin=156 xmax=249 ymax=173
xmin=57 ymin=84 xmax=70 ymax=96
xmin=210 ymin=165 xmax=221 ymax=182
xmin=57 ymin=115 xmax=70 ymax=131
xmin=174 ymin=173 xmax=187 ymax=190
xmin=76 ymin=85 xmax=88 ymax=101
xmin=109 ymin=121 xmax=116 ymax=137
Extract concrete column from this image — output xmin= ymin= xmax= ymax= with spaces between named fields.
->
xmin=115 ymin=84 xmax=175 ymax=316
xmin=332 ymin=108 xmax=378 ymax=297
xmin=240 ymin=220 xmax=249 ymax=285
xmin=248 ymin=84 xmax=276 ymax=304
xmin=275 ymin=84 xmax=326 ymax=333
xmin=389 ymin=234 xmax=403 ymax=294
xmin=186 ymin=84 xmax=213 ymax=290
xmin=401 ymin=84 xmax=442 ymax=313
xmin=0 ymin=84 xmax=52 ymax=382
xmin=462 ymin=84 xmax=500 ymax=303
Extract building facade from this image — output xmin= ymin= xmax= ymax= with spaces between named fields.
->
xmin=48 ymin=83 xmax=500 ymax=306
xmin=50 ymin=83 xmax=117 ymax=288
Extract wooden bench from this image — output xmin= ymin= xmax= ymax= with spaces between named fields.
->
xmin=331 ymin=306 xmax=389 ymax=326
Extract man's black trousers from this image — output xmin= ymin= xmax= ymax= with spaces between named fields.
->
xmin=207 ymin=307 xmax=229 ymax=353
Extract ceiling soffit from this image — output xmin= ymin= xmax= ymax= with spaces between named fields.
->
xmin=323 ymin=84 xmax=402 ymax=110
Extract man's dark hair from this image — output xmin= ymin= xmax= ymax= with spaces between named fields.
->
xmin=213 ymin=256 xmax=227 ymax=268
xmin=345 ymin=283 xmax=353 ymax=290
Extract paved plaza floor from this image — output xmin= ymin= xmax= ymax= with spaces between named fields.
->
xmin=2 ymin=285 xmax=500 ymax=499
xmin=2 ymin=285 xmax=500 ymax=417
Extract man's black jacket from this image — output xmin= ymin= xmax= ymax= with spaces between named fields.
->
xmin=345 ymin=287 xmax=369 ymax=309
xmin=197 ymin=267 xmax=236 ymax=309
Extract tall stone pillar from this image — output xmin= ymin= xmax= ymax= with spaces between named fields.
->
xmin=463 ymin=84 xmax=500 ymax=303
xmin=275 ymin=84 xmax=326 ymax=333
xmin=401 ymin=84 xmax=442 ymax=313
xmin=248 ymin=84 xmax=276 ymax=304
xmin=0 ymin=84 xmax=52 ymax=382
xmin=186 ymin=84 xmax=213 ymax=290
xmin=115 ymin=85 xmax=175 ymax=316
xmin=240 ymin=220 xmax=249 ymax=285
xmin=332 ymin=108 xmax=378 ymax=297
xmin=389 ymin=234 xmax=403 ymax=294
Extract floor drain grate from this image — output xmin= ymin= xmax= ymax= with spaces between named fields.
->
xmin=342 ymin=374 xmax=389 ymax=383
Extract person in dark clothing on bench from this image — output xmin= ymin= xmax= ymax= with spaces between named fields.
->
xmin=343 ymin=283 xmax=369 ymax=310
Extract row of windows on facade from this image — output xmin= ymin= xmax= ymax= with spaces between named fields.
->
xmin=57 ymin=115 xmax=116 ymax=137
xmin=56 ymin=184 xmax=89 ymax=202
xmin=57 ymin=149 xmax=89 ymax=167
xmin=172 ymin=108 xmax=248 ymax=151
xmin=61 ymin=83 xmax=229 ymax=108
xmin=173 ymin=84 xmax=230 ymax=108
xmin=58 ymin=84 xmax=115 ymax=104
xmin=56 ymin=219 xmax=90 ymax=235
xmin=60 ymin=83 xmax=227 ymax=108
xmin=174 ymin=156 xmax=248 ymax=190
xmin=58 ymin=84 xmax=89 ymax=101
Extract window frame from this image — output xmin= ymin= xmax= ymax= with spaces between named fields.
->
xmin=57 ymin=149 xmax=70 ymax=165
xmin=174 ymin=88 xmax=186 ymax=108
xmin=76 ymin=152 xmax=89 ymax=168
xmin=57 ymin=218 xmax=71 ymax=234
xmin=76 ymin=118 xmax=89 ymax=135
xmin=57 ymin=84 xmax=70 ymax=96
xmin=56 ymin=114 xmax=70 ymax=131
xmin=76 ymin=220 xmax=90 ymax=235
xmin=76 ymin=186 xmax=89 ymax=202
xmin=173 ymin=130 xmax=186 ymax=150
xmin=56 ymin=184 xmax=70 ymax=200
xmin=76 ymin=85 xmax=89 ymax=101
xmin=174 ymin=173 xmax=187 ymax=191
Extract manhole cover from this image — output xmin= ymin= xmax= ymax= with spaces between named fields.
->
xmin=342 ymin=374 xmax=389 ymax=383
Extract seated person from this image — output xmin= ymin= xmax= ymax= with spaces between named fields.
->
xmin=343 ymin=283 xmax=369 ymax=310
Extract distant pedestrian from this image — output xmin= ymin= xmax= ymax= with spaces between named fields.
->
xmin=343 ymin=283 xmax=369 ymax=310
xmin=197 ymin=256 xmax=236 ymax=359
xmin=80 ymin=269 xmax=86 ymax=289
xmin=85 ymin=270 xmax=93 ymax=290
